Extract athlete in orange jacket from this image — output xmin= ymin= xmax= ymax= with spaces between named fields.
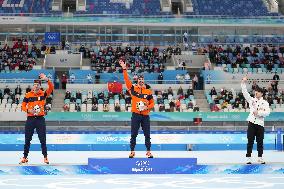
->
xmin=20 ymin=73 xmax=54 ymax=164
xmin=119 ymin=59 xmax=154 ymax=158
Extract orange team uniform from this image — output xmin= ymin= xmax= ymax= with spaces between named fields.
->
xmin=123 ymin=69 xmax=155 ymax=154
xmin=22 ymin=80 xmax=54 ymax=116
xmin=123 ymin=70 xmax=154 ymax=114
xmin=21 ymin=79 xmax=54 ymax=161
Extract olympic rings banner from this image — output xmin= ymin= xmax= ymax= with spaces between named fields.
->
xmin=44 ymin=32 xmax=60 ymax=44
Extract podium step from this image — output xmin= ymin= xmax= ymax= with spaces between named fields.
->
xmin=88 ymin=158 xmax=198 ymax=174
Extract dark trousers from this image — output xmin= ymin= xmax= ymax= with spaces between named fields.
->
xmin=24 ymin=116 xmax=47 ymax=158
xmin=246 ymin=122 xmax=265 ymax=157
xmin=130 ymin=113 xmax=151 ymax=151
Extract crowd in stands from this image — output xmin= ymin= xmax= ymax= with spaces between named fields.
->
xmin=208 ymin=73 xmax=283 ymax=112
xmin=89 ymin=45 xmax=181 ymax=73
xmin=62 ymin=86 xmax=199 ymax=112
xmin=206 ymin=45 xmax=284 ymax=72
xmin=0 ymin=85 xmax=53 ymax=113
xmin=0 ymin=38 xmax=41 ymax=72
xmin=0 ymin=0 xmax=277 ymax=17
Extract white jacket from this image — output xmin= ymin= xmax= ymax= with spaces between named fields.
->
xmin=241 ymin=83 xmax=270 ymax=127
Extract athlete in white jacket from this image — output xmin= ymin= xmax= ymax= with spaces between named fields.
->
xmin=241 ymin=76 xmax=270 ymax=164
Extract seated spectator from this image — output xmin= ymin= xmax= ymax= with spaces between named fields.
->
xmin=76 ymin=90 xmax=81 ymax=99
xmin=211 ymin=104 xmax=220 ymax=112
xmin=103 ymin=104 xmax=109 ymax=112
xmin=187 ymin=101 xmax=193 ymax=109
xmin=4 ymin=85 xmax=10 ymax=95
xmin=187 ymin=86 xmax=194 ymax=96
xmin=92 ymin=104 xmax=98 ymax=111
xmin=221 ymin=101 xmax=228 ymax=109
xmin=168 ymin=87 xmax=174 ymax=96
xmin=193 ymin=105 xmax=199 ymax=112
xmin=169 ymin=100 xmax=175 ymax=112
xmin=175 ymin=100 xmax=181 ymax=112
xmin=75 ymin=104 xmax=81 ymax=112
xmin=14 ymin=85 xmax=22 ymax=96
xmin=266 ymin=61 xmax=273 ymax=72
xmin=133 ymin=73 xmax=138 ymax=83
xmin=157 ymin=93 xmax=163 ymax=104
xmin=26 ymin=85 xmax=31 ymax=94
xmin=233 ymin=100 xmax=241 ymax=109
xmin=210 ymin=87 xmax=217 ymax=96
xmin=159 ymin=104 xmax=165 ymax=112
xmin=162 ymin=90 xmax=168 ymax=100
xmin=177 ymin=86 xmax=184 ymax=96
xmin=114 ymin=103 xmax=121 ymax=112
xmin=65 ymin=91 xmax=71 ymax=99
xmin=45 ymin=104 xmax=51 ymax=113
xmin=63 ymin=104 xmax=70 ymax=112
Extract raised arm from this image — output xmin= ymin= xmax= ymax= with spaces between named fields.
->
xmin=119 ymin=59 xmax=132 ymax=90
xmin=241 ymin=76 xmax=252 ymax=102
xmin=40 ymin=73 xmax=54 ymax=97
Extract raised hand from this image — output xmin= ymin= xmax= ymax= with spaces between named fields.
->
xmin=119 ymin=59 xmax=127 ymax=70
xmin=242 ymin=76 xmax=248 ymax=84
xmin=39 ymin=73 xmax=48 ymax=81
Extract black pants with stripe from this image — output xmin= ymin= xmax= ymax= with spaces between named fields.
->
xmin=130 ymin=113 xmax=151 ymax=151
xmin=246 ymin=122 xmax=265 ymax=157
xmin=24 ymin=116 xmax=47 ymax=158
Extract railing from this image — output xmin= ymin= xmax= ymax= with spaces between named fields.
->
xmin=0 ymin=12 xmax=283 ymax=19
xmin=0 ymin=79 xmax=53 ymax=84
xmin=204 ymin=79 xmax=284 ymax=85
xmin=67 ymin=79 xmax=192 ymax=85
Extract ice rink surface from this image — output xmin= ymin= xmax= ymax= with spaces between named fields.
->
xmin=0 ymin=151 xmax=283 ymax=189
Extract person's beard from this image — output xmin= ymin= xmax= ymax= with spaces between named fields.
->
xmin=138 ymin=81 xmax=144 ymax=87
xmin=33 ymin=87 xmax=40 ymax=94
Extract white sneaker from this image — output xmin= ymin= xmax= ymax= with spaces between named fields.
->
xmin=258 ymin=157 xmax=265 ymax=164
xmin=246 ymin=157 xmax=252 ymax=164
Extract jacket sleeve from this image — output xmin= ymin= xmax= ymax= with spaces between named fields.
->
xmin=123 ymin=69 xmax=132 ymax=90
xmin=44 ymin=80 xmax=54 ymax=97
xmin=147 ymin=92 xmax=155 ymax=110
xmin=241 ymin=82 xmax=252 ymax=103
xmin=258 ymin=101 xmax=271 ymax=117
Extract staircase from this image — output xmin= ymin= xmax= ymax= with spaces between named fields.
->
xmin=51 ymin=89 xmax=66 ymax=112
xmin=194 ymin=90 xmax=210 ymax=112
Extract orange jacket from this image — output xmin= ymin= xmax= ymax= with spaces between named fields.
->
xmin=123 ymin=70 xmax=154 ymax=115
xmin=22 ymin=80 xmax=54 ymax=117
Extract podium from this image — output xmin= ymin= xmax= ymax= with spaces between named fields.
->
xmin=88 ymin=158 xmax=197 ymax=174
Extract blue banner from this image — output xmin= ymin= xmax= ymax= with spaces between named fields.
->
xmin=88 ymin=158 xmax=197 ymax=174
xmin=0 ymin=133 xmax=276 ymax=144
xmin=44 ymin=32 xmax=60 ymax=44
